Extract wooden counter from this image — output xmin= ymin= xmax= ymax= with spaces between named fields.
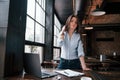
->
xmin=85 ymin=58 xmax=120 ymax=71
xmin=3 ymin=68 xmax=109 ymax=80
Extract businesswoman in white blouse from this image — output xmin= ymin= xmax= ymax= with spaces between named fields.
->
xmin=57 ymin=14 xmax=91 ymax=70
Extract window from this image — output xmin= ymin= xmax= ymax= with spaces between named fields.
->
xmin=27 ymin=0 xmax=35 ymax=19
xmin=25 ymin=45 xmax=43 ymax=63
xmin=53 ymin=48 xmax=60 ymax=60
xmin=53 ymin=15 xmax=61 ymax=60
xmin=26 ymin=0 xmax=45 ymax=43
xmin=35 ymin=23 xmax=45 ymax=43
xmin=54 ymin=15 xmax=61 ymax=46
xmin=25 ymin=0 xmax=46 ymax=63
xmin=25 ymin=16 xmax=34 ymax=41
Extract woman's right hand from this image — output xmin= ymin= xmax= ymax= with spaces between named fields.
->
xmin=59 ymin=26 xmax=66 ymax=40
xmin=61 ymin=26 xmax=66 ymax=32
xmin=60 ymin=26 xmax=66 ymax=35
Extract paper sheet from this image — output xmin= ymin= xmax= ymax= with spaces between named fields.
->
xmin=55 ymin=69 xmax=84 ymax=77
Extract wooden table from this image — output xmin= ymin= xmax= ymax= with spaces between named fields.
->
xmin=3 ymin=68 xmax=108 ymax=80
xmin=85 ymin=58 xmax=120 ymax=71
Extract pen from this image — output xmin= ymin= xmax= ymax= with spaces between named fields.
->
xmin=64 ymin=71 xmax=69 ymax=75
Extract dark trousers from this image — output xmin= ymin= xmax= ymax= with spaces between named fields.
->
xmin=57 ymin=58 xmax=82 ymax=69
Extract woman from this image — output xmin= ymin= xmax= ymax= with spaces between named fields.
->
xmin=57 ymin=14 xmax=90 ymax=70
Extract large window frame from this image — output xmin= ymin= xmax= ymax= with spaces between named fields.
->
xmin=25 ymin=0 xmax=46 ymax=63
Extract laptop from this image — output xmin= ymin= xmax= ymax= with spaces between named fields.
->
xmin=23 ymin=53 xmax=57 ymax=79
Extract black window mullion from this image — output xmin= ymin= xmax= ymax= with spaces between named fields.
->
xmin=25 ymin=41 xmax=45 ymax=47
xmin=36 ymin=0 xmax=45 ymax=12
xmin=27 ymin=14 xmax=45 ymax=28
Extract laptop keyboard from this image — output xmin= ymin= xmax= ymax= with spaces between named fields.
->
xmin=41 ymin=71 xmax=58 ymax=78
xmin=42 ymin=72 xmax=50 ymax=76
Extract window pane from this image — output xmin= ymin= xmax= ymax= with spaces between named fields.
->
xmin=43 ymin=0 xmax=46 ymax=10
xmin=54 ymin=25 xmax=60 ymax=36
xmin=42 ymin=0 xmax=44 ymax=8
xmin=36 ymin=3 xmax=45 ymax=26
xmin=54 ymin=25 xmax=59 ymax=46
xmin=54 ymin=15 xmax=61 ymax=30
xmin=54 ymin=35 xmax=58 ymax=46
xmin=25 ymin=16 xmax=34 ymax=41
xmin=35 ymin=23 xmax=45 ymax=43
xmin=27 ymin=0 xmax=35 ymax=18
xmin=53 ymin=48 xmax=60 ymax=60
xmin=25 ymin=45 xmax=43 ymax=63
xmin=54 ymin=15 xmax=61 ymax=46
xmin=39 ymin=0 xmax=42 ymax=5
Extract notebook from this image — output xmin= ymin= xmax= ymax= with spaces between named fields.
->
xmin=55 ymin=69 xmax=84 ymax=77
xmin=23 ymin=53 xmax=57 ymax=79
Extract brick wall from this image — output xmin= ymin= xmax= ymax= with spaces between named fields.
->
xmin=92 ymin=31 xmax=120 ymax=56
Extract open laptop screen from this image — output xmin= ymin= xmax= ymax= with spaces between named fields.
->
xmin=23 ymin=53 xmax=57 ymax=78
xmin=23 ymin=53 xmax=42 ymax=78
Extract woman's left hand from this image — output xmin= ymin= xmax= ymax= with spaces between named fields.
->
xmin=83 ymin=67 xmax=92 ymax=71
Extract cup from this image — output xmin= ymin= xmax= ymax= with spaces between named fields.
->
xmin=81 ymin=77 xmax=92 ymax=80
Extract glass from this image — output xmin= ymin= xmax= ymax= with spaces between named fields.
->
xmin=25 ymin=16 xmax=34 ymax=41
xmin=35 ymin=23 xmax=45 ymax=43
xmin=53 ymin=48 xmax=60 ymax=60
xmin=54 ymin=15 xmax=61 ymax=46
xmin=27 ymin=0 xmax=35 ymax=18
xmin=25 ymin=45 xmax=43 ymax=63
xmin=54 ymin=35 xmax=58 ymax=46
xmin=36 ymin=3 xmax=45 ymax=26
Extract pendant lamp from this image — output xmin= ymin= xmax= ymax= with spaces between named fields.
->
xmin=91 ymin=2 xmax=106 ymax=16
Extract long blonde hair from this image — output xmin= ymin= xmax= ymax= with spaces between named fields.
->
xmin=64 ymin=14 xmax=80 ymax=33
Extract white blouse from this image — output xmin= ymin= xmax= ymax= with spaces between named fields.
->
xmin=57 ymin=31 xmax=85 ymax=60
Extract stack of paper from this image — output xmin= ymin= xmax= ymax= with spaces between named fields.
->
xmin=55 ymin=69 xmax=84 ymax=77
